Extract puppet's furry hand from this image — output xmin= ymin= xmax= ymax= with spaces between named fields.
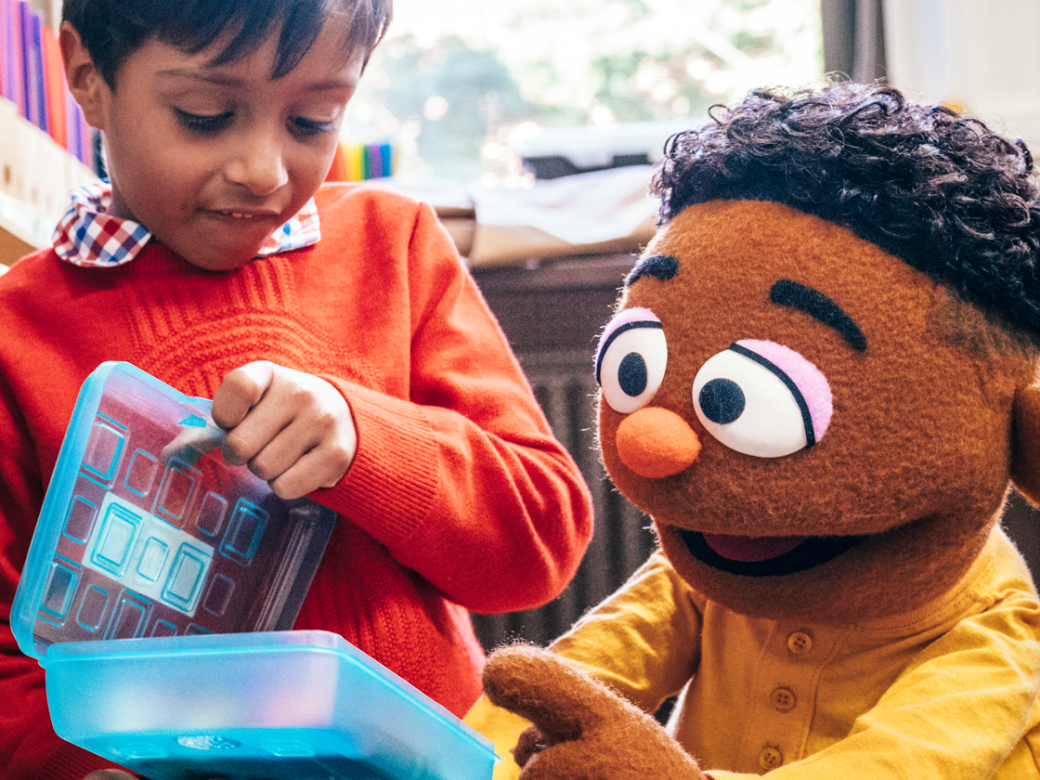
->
xmin=483 ymin=644 xmax=705 ymax=780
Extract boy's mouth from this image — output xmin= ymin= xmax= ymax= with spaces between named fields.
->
xmin=680 ymin=530 xmax=867 ymax=576
xmin=203 ymin=205 xmax=280 ymax=221
xmin=211 ymin=209 xmax=280 ymax=220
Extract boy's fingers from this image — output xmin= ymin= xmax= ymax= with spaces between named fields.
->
xmin=212 ymin=361 xmax=276 ymax=430
xmin=482 ymin=645 xmax=614 ymax=744
xmin=267 ymin=444 xmax=350 ymax=500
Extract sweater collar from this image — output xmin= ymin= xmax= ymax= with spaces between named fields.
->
xmin=52 ymin=180 xmax=321 ymax=268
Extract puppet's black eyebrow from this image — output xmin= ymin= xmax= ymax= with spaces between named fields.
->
xmin=626 ymin=254 xmax=679 ymax=285
xmin=770 ymin=279 xmax=867 ymax=352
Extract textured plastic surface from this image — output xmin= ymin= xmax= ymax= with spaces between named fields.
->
xmin=12 ymin=362 xmax=337 ymax=658
xmin=43 ymin=630 xmax=497 ymax=780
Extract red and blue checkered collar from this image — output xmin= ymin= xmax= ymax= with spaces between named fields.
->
xmin=53 ymin=180 xmax=322 ymax=267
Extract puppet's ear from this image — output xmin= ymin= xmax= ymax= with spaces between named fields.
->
xmin=1011 ymin=385 xmax=1040 ymax=506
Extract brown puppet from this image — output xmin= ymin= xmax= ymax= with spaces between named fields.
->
xmin=467 ymin=81 xmax=1040 ymax=779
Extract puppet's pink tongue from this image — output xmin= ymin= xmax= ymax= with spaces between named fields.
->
xmin=701 ymin=533 xmax=807 ymax=562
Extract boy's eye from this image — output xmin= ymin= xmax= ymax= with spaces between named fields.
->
xmin=291 ymin=117 xmax=337 ymax=137
xmin=175 ymin=109 xmax=233 ymax=133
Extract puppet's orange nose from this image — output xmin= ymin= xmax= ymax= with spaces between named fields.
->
xmin=615 ymin=407 xmax=701 ymax=479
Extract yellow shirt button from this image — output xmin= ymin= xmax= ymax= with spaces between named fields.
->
xmin=759 ymin=745 xmax=784 ymax=770
xmin=770 ymin=686 xmax=796 ymax=712
xmin=787 ymin=631 xmax=813 ymax=655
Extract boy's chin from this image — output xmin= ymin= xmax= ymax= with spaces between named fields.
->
xmin=180 ymin=250 xmax=261 ymax=272
xmin=163 ymin=238 xmax=266 ymax=271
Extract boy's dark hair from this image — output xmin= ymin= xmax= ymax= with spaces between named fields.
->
xmin=63 ymin=0 xmax=392 ymax=88
xmin=653 ymin=80 xmax=1040 ymax=346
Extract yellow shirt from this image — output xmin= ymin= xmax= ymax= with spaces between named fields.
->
xmin=467 ymin=527 xmax=1040 ymax=778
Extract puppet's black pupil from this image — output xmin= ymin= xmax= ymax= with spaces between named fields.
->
xmin=700 ymin=379 xmax=745 ymax=424
xmin=618 ymin=353 xmax=648 ymax=397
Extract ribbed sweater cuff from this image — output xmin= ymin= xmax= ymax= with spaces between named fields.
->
xmin=312 ymin=378 xmax=440 ymax=547
xmin=35 ymin=741 xmax=133 ymax=780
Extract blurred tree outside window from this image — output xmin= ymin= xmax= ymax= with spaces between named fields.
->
xmin=343 ymin=0 xmax=823 ymax=184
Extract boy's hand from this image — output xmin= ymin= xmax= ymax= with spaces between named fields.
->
xmin=213 ymin=361 xmax=357 ymax=499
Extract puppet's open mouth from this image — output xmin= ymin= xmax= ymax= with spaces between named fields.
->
xmin=680 ymin=530 xmax=867 ymax=576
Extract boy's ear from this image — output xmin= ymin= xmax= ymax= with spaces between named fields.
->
xmin=1011 ymin=384 xmax=1040 ymax=505
xmin=59 ymin=22 xmax=108 ymax=131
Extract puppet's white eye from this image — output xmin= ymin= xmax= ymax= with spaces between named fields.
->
xmin=596 ymin=309 xmax=668 ymax=414
xmin=692 ymin=340 xmax=832 ymax=458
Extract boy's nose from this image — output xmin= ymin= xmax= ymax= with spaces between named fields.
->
xmin=225 ymin=132 xmax=290 ymax=196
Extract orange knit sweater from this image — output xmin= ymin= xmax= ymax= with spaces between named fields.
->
xmin=0 ymin=183 xmax=593 ymax=779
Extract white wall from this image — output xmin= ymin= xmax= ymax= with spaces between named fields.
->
xmin=884 ymin=0 xmax=1040 ymax=154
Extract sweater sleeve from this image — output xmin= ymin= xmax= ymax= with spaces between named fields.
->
xmin=312 ymin=201 xmax=594 ymax=614
xmin=0 ymin=373 xmax=129 ymax=778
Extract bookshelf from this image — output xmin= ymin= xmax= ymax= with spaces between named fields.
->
xmin=1 ymin=0 xmax=99 ymax=267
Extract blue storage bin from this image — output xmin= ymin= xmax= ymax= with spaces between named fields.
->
xmin=12 ymin=362 xmax=498 ymax=780
xmin=42 ymin=630 xmax=498 ymax=780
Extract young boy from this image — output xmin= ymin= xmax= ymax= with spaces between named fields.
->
xmin=0 ymin=1 xmax=594 ymax=778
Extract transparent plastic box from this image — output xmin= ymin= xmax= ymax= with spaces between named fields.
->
xmin=12 ymin=361 xmax=338 ymax=655
xmin=42 ymin=630 xmax=498 ymax=780
xmin=12 ymin=362 xmax=498 ymax=780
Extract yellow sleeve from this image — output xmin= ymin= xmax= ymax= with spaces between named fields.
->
xmin=549 ymin=551 xmax=705 ymax=714
xmin=464 ymin=695 xmax=530 ymax=780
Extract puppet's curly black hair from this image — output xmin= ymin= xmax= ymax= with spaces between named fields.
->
xmin=653 ymin=80 xmax=1040 ymax=345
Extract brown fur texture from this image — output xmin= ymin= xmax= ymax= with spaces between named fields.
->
xmin=483 ymin=645 xmax=705 ymax=780
xmin=599 ymin=200 xmax=1037 ymax=622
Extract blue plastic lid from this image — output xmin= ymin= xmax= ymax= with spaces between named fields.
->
xmin=12 ymin=362 xmax=337 ymax=659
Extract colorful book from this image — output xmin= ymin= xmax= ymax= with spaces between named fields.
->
xmin=3 ymin=0 xmax=26 ymax=115
xmin=17 ymin=1 xmax=41 ymax=128
xmin=41 ymin=24 xmax=66 ymax=148
xmin=64 ymin=90 xmax=82 ymax=162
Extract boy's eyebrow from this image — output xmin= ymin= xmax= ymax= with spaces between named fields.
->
xmin=770 ymin=279 xmax=868 ymax=352
xmin=156 ymin=68 xmax=357 ymax=91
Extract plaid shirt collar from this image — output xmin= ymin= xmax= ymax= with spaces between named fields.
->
xmin=52 ymin=180 xmax=321 ymax=267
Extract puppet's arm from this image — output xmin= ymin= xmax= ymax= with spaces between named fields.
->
xmin=481 ymin=553 xmax=1040 ymax=780
xmin=471 ymin=552 xmax=704 ymax=780
xmin=483 ymin=644 xmax=706 ymax=780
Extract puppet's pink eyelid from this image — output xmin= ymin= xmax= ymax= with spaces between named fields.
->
xmin=601 ymin=308 xmax=661 ymax=341
xmin=595 ymin=308 xmax=662 ymax=378
xmin=735 ymin=339 xmax=833 ymax=442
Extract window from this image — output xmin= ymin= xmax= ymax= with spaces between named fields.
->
xmin=343 ymin=0 xmax=823 ymax=184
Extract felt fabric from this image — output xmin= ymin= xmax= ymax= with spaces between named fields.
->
xmin=482 ymin=644 xmax=705 ymax=780
xmin=615 ymin=407 xmax=701 ymax=478
xmin=601 ymin=200 xmax=1036 ymax=622
xmin=1012 ymin=384 xmax=1040 ymax=505
xmin=472 ymin=529 xmax=1040 ymax=779
xmin=0 ymin=183 xmax=593 ymax=778
xmin=769 ymin=279 xmax=867 ymax=353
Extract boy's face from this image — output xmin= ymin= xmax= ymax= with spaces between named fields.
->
xmin=62 ymin=17 xmax=365 ymax=271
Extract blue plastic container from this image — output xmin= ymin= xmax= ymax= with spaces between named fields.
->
xmin=12 ymin=362 xmax=498 ymax=780
xmin=41 ymin=630 xmax=498 ymax=780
